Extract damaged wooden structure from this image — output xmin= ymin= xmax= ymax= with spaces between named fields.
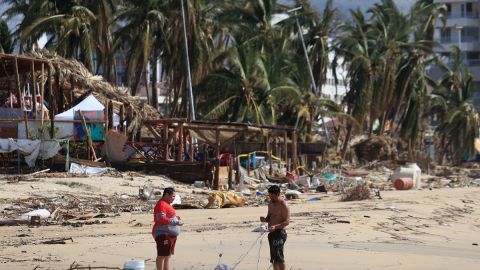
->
xmin=127 ymin=119 xmax=298 ymax=189
xmin=0 ymin=52 xmax=159 ymax=168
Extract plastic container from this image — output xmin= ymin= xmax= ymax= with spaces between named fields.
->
xmin=405 ymin=163 xmax=422 ymax=189
xmin=390 ymin=163 xmax=422 ymax=189
xmin=123 ymin=259 xmax=145 ymax=270
xmin=393 ymin=178 xmax=414 ymax=190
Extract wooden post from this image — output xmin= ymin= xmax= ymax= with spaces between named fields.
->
xmin=234 ymin=138 xmax=240 ymax=184
xmin=119 ymin=104 xmax=124 ymax=132
xmin=31 ymin=60 xmax=37 ymax=119
xmin=188 ymin=133 xmax=194 ymax=161
xmin=292 ymin=131 xmax=298 ymax=173
xmin=56 ymin=65 xmax=63 ymax=113
xmin=40 ymin=63 xmax=45 ymax=127
xmin=108 ymin=100 xmax=113 ymax=130
xmin=267 ymin=133 xmax=272 ymax=175
xmin=126 ymin=106 xmax=132 ymax=137
xmin=178 ymin=123 xmax=184 ymax=161
xmin=14 ymin=57 xmax=29 ymax=139
xmin=104 ymin=100 xmax=109 ymax=135
xmin=48 ymin=64 xmax=55 ymax=139
xmin=283 ymin=131 xmax=288 ymax=165
xmin=78 ymin=111 xmax=97 ymax=161
xmin=214 ymin=129 xmax=220 ymax=190
xmin=163 ymin=123 xmax=169 ymax=160
xmin=228 ymin=157 xmax=233 ymax=190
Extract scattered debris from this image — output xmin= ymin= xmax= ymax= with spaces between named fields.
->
xmin=341 ymin=183 xmax=371 ymax=202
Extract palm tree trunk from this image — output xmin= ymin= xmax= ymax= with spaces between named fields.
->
xmin=341 ymin=124 xmax=353 ymax=159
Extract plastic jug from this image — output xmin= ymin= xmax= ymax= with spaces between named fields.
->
xmin=405 ymin=163 xmax=421 ymax=189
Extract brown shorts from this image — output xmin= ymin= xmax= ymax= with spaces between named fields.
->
xmin=155 ymin=235 xmax=177 ymax=256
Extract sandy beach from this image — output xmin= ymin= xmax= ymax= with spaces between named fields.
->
xmin=1 ymin=174 xmax=479 ymax=270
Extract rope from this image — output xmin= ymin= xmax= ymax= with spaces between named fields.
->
xmin=231 ymin=231 xmax=267 ymax=270
xmin=256 ymin=232 xmax=265 ymax=270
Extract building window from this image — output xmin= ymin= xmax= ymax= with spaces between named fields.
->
xmin=441 ymin=28 xmax=451 ymax=43
xmin=462 ymin=27 xmax=479 ymax=42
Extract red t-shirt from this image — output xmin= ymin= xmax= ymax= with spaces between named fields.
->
xmin=152 ymin=199 xmax=178 ymax=237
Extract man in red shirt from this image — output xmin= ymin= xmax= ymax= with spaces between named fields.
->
xmin=152 ymin=187 xmax=183 ymax=270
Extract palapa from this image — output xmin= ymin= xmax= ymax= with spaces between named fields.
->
xmin=28 ymin=50 xmax=160 ymax=134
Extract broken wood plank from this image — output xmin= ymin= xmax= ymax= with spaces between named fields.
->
xmin=42 ymin=237 xmax=73 ymax=245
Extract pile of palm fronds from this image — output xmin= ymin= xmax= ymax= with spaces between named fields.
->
xmin=353 ymin=136 xmax=407 ymax=163
xmin=341 ymin=183 xmax=371 ymax=202
xmin=30 ymin=50 xmax=160 ymax=134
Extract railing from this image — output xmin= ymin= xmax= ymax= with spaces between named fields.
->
xmin=446 ymin=11 xmax=479 ymax=19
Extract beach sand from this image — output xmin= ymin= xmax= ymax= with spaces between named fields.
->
xmin=0 ymin=175 xmax=479 ymax=270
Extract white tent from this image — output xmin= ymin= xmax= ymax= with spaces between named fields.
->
xmin=54 ymin=95 xmax=119 ymax=139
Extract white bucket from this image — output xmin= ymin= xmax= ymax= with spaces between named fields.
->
xmin=123 ymin=259 xmax=145 ymax=270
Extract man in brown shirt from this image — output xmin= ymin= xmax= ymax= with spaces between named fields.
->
xmin=260 ymin=185 xmax=290 ymax=270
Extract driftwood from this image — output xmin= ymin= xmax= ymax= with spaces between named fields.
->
xmin=54 ymin=154 xmax=106 ymax=168
xmin=42 ymin=237 xmax=73 ymax=245
xmin=68 ymin=261 xmax=121 ymax=270
xmin=0 ymin=219 xmax=29 ymax=226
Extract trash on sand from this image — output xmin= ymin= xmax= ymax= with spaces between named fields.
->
xmin=214 ymin=264 xmax=232 ymax=270
xmin=123 ymin=259 xmax=145 ymax=270
xmin=252 ymin=224 xmax=268 ymax=233
xmin=205 ymin=191 xmax=245 ymax=209
xmin=20 ymin=209 xmax=51 ymax=220
xmin=307 ymin=197 xmax=321 ymax=201
xmin=172 ymin=194 xmax=182 ymax=205
xmin=322 ymin=172 xmax=337 ymax=181
xmin=69 ymin=162 xmax=108 ymax=176
xmin=285 ymin=189 xmax=301 ymax=199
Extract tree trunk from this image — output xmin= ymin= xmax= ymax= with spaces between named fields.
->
xmin=341 ymin=124 xmax=353 ymax=160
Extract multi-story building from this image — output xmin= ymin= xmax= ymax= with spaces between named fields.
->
xmin=434 ymin=0 xmax=480 ymax=106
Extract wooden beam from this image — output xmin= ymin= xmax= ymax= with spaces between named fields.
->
xmin=48 ymin=64 xmax=55 ymax=139
xmin=0 ymin=119 xmax=106 ymax=124
xmin=145 ymin=124 xmax=162 ymax=140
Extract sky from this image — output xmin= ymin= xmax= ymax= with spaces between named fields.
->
xmin=309 ymin=0 xmax=417 ymax=14
xmin=1 ymin=0 xmax=418 ymax=31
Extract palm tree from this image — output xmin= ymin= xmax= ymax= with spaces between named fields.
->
xmin=428 ymin=47 xmax=479 ymax=164
xmin=0 ymin=20 xmax=12 ymax=53
xmin=115 ymin=0 xmax=166 ymax=95
xmin=335 ymin=8 xmax=377 ymax=157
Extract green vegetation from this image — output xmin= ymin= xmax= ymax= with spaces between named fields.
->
xmin=1 ymin=0 xmax=478 ymax=164
xmin=0 ymin=20 xmax=12 ymax=53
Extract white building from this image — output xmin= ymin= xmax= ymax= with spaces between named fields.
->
xmin=434 ymin=0 xmax=480 ymax=106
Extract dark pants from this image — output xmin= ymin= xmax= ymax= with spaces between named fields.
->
xmin=268 ymin=229 xmax=287 ymax=263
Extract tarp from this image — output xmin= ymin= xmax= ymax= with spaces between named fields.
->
xmin=54 ymin=95 xmax=119 ymax=139
xmin=0 ymin=138 xmax=62 ymax=167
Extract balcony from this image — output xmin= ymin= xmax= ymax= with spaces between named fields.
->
xmin=446 ymin=11 xmax=479 ymax=19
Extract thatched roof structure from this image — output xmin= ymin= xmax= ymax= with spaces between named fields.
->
xmin=28 ymin=50 xmax=160 ymax=133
